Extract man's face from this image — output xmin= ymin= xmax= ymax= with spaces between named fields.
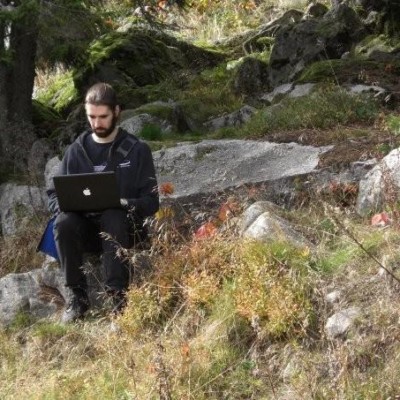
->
xmin=85 ymin=104 xmax=119 ymax=138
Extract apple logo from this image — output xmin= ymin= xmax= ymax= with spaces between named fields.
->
xmin=83 ymin=188 xmax=91 ymax=196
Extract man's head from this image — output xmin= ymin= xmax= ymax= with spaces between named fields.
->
xmin=84 ymin=83 xmax=120 ymax=139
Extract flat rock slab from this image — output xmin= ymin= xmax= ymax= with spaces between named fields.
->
xmin=153 ymin=140 xmax=332 ymax=199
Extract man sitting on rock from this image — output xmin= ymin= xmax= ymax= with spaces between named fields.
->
xmin=47 ymin=82 xmax=159 ymax=323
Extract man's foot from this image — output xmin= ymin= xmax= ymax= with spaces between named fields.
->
xmin=61 ymin=289 xmax=89 ymax=323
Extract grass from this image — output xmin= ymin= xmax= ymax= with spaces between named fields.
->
xmin=3 ymin=192 xmax=400 ymax=398
xmin=0 ymin=210 xmax=48 ymax=278
xmin=5 ymin=1 xmax=400 ymax=398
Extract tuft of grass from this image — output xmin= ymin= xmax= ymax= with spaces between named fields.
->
xmin=0 ymin=211 xmax=47 ymax=278
xmin=232 ymin=240 xmax=314 ymax=339
xmin=235 ymin=85 xmax=379 ymax=138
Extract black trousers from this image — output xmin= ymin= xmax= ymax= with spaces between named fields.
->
xmin=53 ymin=209 xmax=134 ymax=292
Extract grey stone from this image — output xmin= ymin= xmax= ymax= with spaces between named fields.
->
xmin=356 ymin=149 xmax=400 ymax=215
xmin=326 ymin=290 xmax=341 ymax=304
xmin=289 ymin=83 xmax=316 ymax=98
xmin=243 ymin=209 xmax=311 ymax=248
xmin=0 ymin=183 xmax=47 ymax=236
xmin=0 ymin=267 xmax=63 ymax=327
xmin=119 ymin=113 xmax=172 ymax=136
xmin=44 ymin=156 xmax=61 ymax=190
xmin=260 ymin=83 xmax=293 ymax=104
xmin=325 ymin=307 xmax=361 ymax=338
xmin=204 ymin=105 xmax=256 ymax=131
xmin=154 ymin=140 xmax=332 ymax=200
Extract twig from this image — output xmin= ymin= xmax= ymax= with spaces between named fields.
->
xmin=330 ymin=214 xmax=400 ymax=285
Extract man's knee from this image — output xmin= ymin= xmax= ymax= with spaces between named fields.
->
xmin=54 ymin=212 xmax=83 ymax=234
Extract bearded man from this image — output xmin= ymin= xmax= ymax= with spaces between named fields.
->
xmin=47 ymin=82 xmax=159 ymax=323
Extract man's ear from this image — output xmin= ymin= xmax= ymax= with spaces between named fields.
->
xmin=115 ymin=105 xmax=121 ymax=117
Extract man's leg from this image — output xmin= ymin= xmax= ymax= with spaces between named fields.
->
xmin=54 ymin=212 xmax=100 ymax=289
xmin=54 ymin=212 xmax=99 ymax=322
xmin=100 ymin=209 xmax=133 ymax=292
xmin=100 ymin=209 xmax=134 ymax=314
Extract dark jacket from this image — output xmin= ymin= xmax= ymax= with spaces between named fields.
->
xmin=47 ymin=128 xmax=159 ymax=218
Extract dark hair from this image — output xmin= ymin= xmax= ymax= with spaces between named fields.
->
xmin=84 ymin=82 xmax=118 ymax=109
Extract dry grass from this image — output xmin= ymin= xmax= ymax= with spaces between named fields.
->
xmin=2 ymin=193 xmax=400 ymax=398
xmin=0 ymin=211 xmax=48 ymax=278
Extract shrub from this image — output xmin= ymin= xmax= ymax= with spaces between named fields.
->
xmin=232 ymin=240 xmax=314 ymax=339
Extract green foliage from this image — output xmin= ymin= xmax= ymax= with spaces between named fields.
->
xmin=35 ymin=70 xmax=78 ymax=115
xmin=178 ymin=63 xmax=242 ymax=124
xmin=233 ymin=240 xmax=314 ymax=339
xmin=32 ymin=322 xmax=69 ymax=341
xmin=355 ymin=34 xmax=400 ymax=58
xmin=139 ymin=124 xmax=163 ymax=140
xmin=236 ymin=86 xmax=378 ymax=138
xmin=36 ymin=1 xmax=106 ymax=67
xmin=386 ymin=114 xmax=400 ymax=136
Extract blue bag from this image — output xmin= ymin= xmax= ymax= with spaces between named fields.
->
xmin=37 ymin=217 xmax=59 ymax=261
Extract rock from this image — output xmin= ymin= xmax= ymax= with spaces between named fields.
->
xmin=268 ymin=3 xmax=365 ymax=88
xmin=304 ymin=2 xmax=328 ymax=19
xmin=325 ymin=307 xmax=361 ymax=338
xmin=242 ymin=206 xmax=311 ymax=248
xmin=260 ymin=83 xmax=293 ymax=104
xmin=154 ymin=139 xmax=333 ymax=201
xmin=74 ymin=28 xmax=224 ymax=109
xmin=231 ymin=57 xmax=269 ymax=95
xmin=0 ymin=267 xmax=65 ymax=327
xmin=260 ymin=83 xmax=316 ymax=104
xmin=356 ymin=148 xmax=400 ymax=216
xmin=243 ymin=9 xmax=304 ymax=54
xmin=203 ymin=105 xmax=256 ymax=131
xmin=120 ymin=101 xmax=194 ymax=135
xmin=348 ymin=84 xmax=386 ymax=98
xmin=289 ymin=83 xmax=316 ymax=98
xmin=123 ymin=100 xmax=196 ymax=133
xmin=27 ymin=139 xmax=56 ymax=185
xmin=325 ymin=290 xmax=341 ymax=304
xmin=0 ymin=183 xmax=47 ymax=236
xmin=44 ymin=156 xmax=62 ymax=190
xmin=0 ymin=249 xmax=153 ymax=326
xmin=119 ymin=113 xmax=172 ymax=137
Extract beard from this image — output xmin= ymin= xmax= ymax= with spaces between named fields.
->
xmin=93 ymin=114 xmax=118 ymax=138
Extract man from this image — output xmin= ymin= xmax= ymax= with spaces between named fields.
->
xmin=47 ymin=82 xmax=159 ymax=323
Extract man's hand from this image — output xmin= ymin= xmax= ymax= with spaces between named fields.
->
xmin=120 ymin=198 xmax=128 ymax=208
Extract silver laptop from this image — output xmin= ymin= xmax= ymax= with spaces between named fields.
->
xmin=53 ymin=172 xmax=121 ymax=212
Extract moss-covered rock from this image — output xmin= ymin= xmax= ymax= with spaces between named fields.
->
xmin=297 ymin=58 xmax=400 ymax=87
xmin=73 ymin=28 xmax=225 ymax=110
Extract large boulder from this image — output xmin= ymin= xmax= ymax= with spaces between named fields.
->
xmin=268 ymin=3 xmax=366 ymax=87
xmin=73 ymin=28 xmax=225 ymax=110
xmin=231 ymin=57 xmax=269 ymax=95
xmin=0 ymin=183 xmax=47 ymax=236
xmin=356 ymin=148 xmax=400 ymax=216
xmin=153 ymin=139 xmax=333 ymax=200
xmin=0 ymin=265 xmax=65 ymax=327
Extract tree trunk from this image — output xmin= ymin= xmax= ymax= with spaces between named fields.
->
xmin=0 ymin=22 xmax=9 ymax=130
xmin=8 ymin=14 xmax=39 ymax=123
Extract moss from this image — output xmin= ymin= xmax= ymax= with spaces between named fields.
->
xmin=297 ymin=58 xmax=400 ymax=84
xmin=132 ymin=103 xmax=175 ymax=121
xmin=355 ymin=34 xmax=400 ymax=57
xmin=32 ymin=100 xmax=61 ymax=128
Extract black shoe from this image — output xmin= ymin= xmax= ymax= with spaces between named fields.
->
xmin=61 ymin=290 xmax=89 ymax=323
